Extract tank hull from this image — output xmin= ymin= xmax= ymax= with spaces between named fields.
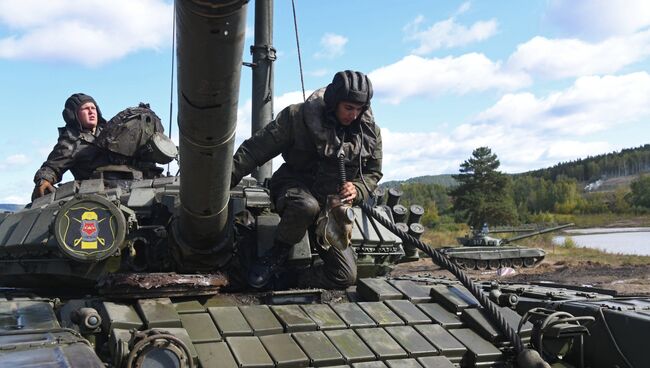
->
xmin=440 ymin=245 xmax=546 ymax=269
xmin=1 ymin=276 xmax=647 ymax=368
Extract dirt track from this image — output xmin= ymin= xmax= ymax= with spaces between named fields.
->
xmin=391 ymin=258 xmax=650 ymax=296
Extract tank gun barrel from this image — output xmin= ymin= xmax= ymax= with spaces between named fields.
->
xmin=503 ymin=223 xmax=574 ymax=244
xmin=174 ymin=0 xmax=248 ymax=255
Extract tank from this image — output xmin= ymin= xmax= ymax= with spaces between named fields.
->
xmin=0 ymin=2 xmax=648 ymax=367
xmin=440 ymin=224 xmax=573 ymax=270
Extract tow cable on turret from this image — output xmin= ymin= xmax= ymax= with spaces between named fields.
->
xmin=359 ymin=201 xmax=551 ymax=368
xmin=335 ymin=126 xmax=549 ymax=365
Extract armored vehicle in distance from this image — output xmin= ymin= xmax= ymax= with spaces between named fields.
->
xmin=441 ymin=224 xmax=573 ymax=270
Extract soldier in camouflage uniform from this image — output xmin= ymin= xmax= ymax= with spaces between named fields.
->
xmin=32 ymin=93 xmax=109 ymax=200
xmin=232 ymin=70 xmax=383 ymax=289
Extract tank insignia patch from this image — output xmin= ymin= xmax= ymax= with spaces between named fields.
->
xmin=54 ymin=195 xmax=127 ymax=262
xmin=73 ymin=210 xmax=105 ymax=250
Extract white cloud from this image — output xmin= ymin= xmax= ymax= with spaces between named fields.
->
xmin=2 ymin=195 xmax=28 ymax=204
xmin=380 ymin=128 xmax=464 ymax=179
xmin=379 ymin=72 xmax=650 ymax=179
xmin=5 ymin=154 xmax=30 ymax=166
xmin=0 ymin=0 xmax=172 ymax=67
xmin=455 ymin=2 xmax=471 ymax=16
xmin=544 ymin=141 xmax=611 ymax=161
xmin=368 ymin=54 xmax=530 ymax=104
xmin=314 ymin=33 xmax=348 ymax=59
xmin=0 ymin=153 xmax=31 ymax=171
xmin=475 ymin=72 xmax=650 ymax=135
xmin=235 ymin=90 xmax=309 ymax=141
xmin=507 ymin=30 xmax=650 ymax=79
xmin=546 ymin=0 xmax=650 ymax=39
xmin=404 ymin=14 xmax=497 ymax=54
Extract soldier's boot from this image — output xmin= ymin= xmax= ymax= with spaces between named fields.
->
xmin=248 ymin=242 xmax=292 ymax=289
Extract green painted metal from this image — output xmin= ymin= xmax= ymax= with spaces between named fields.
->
xmin=332 ymin=303 xmax=377 ymax=329
xmin=385 ymin=326 xmax=438 ymax=358
xmin=292 ymin=331 xmax=345 ymax=367
xmin=208 ymin=306 xmax=253 ymax=337
xmin=357 ymin=278 xmax=403 ymax=302
xmin=259 ymin=333 xmax=310 ymax=368
xmin=240 ymin=305 xmax=284 ymax=336
xmin=384 ymin=300 xmax=431 ymax=325
xmin=300 ymin=304 xmax=347 ymax=331
xmin=356 ymin=328 xmax=408 ymax=361
xmin=136 ymin=298 xmax=182 ymax=328
xmin=358 ymin=302 xmax=404 ymax=327
xmin=180 ymin=313 xmax=222 ymax=343
xmin=449 ymin=328 xmax=504 ymax=365
xmin=414 ymin=324 xmax=467 ymax=362
xmin=227 ymin=336 xmax=274 ymax=368
xmin=325 ymin=329 xmax=376 ymax=364
xmin=270 ymin=305 xmax=318 ymax=332
xmin=416 ymin=303 xmax=463 ymax=329
xmin=195 ymin=341 xmax=238 ymax=368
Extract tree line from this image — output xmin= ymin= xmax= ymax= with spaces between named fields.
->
xmin=397 ymin=146 xmax=650 ymax=229
xmin=525 ymin=144 xmax=650 ymax=182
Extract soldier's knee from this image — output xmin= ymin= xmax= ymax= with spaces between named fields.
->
xmin=286 ymin=192 xmax=320 ymax=218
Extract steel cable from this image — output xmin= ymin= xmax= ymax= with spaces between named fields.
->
xmin=359 ymin=201 xmax=525 ymax=354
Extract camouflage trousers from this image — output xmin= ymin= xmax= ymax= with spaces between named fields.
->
xmin=274 ymin=183 xmax=357 ymax=289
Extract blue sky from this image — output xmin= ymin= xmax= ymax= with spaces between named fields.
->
xmin=1 ymin=0 xmax=649 ymax=204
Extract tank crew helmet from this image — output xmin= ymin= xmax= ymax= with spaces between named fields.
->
xmin=62 ymin=93 xmax=106 ymax=130
xmin=324 ymin=70 xmax=373 ymax=111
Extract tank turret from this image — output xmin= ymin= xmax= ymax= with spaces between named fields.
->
xmin=0 ymin=0 xmax=250 ymax=288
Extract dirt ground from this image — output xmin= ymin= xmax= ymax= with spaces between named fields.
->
xmin=391 ymin=257 xmax=650 ymax=296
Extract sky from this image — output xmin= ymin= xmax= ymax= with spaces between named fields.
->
xmin=1 ymin=0 xmax=649 ymax=204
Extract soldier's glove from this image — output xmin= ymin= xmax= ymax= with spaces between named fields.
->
xmin=32 ymin=179 xmax=55 ymax=201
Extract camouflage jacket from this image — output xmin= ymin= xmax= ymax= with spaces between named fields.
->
xmin=33 ymin=124 xmax=108 ymax=185
xmin=232 ymin=88 xmax=383 ymax=204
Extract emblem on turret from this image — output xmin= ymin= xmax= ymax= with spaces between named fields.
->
xmin=54 ymin=195 xmax=126 ymax=262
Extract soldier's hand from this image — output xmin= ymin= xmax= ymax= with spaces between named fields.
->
xmin=339 ymin=182 xmax=357 ymax=203
xmin=32 ymin=179 xmax=55 ymax=200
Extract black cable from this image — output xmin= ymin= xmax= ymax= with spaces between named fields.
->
xmin=598 ymin=307 xmax=634 ymax=368
xmin=359 ymin=201 xmax=525 ymax=354
xmin=337 ymin=131 xmax=347 ymax=186
xmin=290 ymin=0 xmax=306 ymax=102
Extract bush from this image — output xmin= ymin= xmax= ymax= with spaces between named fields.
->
xmin=562 ymin=236 xmax=577 ymax=249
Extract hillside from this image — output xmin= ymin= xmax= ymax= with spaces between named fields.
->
xmin=381 ymin=174 xmax=457 ymax=189
xmin=524 ymin=144 xmax=650 ymax=182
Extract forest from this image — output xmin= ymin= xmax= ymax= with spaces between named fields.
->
xmin=396 ymin=145 xmax=650 ymax=229
xmin=525 ymin=144 xmax=650 ymax=182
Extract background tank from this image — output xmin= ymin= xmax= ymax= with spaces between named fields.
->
xmin=0 ymin=1 xmax=645 ymax=367
xmin=440 ymin=223 xmax=573 ymax=270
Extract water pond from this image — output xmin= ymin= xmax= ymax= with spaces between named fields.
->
xmin=553 ymin=227 xmax=650 ymax=256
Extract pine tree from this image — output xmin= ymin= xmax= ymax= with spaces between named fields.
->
xmin=450 ymin=147 xmax=518 ymax=228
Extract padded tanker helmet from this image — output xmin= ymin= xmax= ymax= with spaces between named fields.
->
xmin=62 ymin=93 xmax=107 ymax=130
xmin=324 ymin=70 xmax=373 ymax=111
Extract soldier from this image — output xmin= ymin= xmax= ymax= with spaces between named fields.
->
xmin=32 ymin=93 xmax=108 ymax=200
xmin=231 ymin=70 xmax=383 ymax=289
